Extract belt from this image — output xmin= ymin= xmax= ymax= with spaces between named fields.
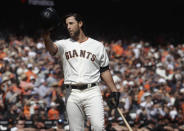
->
xmin=65 ymin=83 xmax=97 ymax=90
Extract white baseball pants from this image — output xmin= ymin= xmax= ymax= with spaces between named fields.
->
xmin=65 ymin=85 xmax=104 ymax=131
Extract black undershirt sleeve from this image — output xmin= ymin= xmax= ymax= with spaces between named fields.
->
xmin=100 ymin=65 xmax=109 ymax=73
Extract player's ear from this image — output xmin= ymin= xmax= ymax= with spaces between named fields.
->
xmin=79 ymin=21 xmax=83 ymax=28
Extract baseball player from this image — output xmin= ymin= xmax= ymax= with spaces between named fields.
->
xmin=41 ymin=9 xmax=120 ymax=131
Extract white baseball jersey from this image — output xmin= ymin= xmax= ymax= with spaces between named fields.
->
xmin=54 ymin=37 xmax=109 ymax=84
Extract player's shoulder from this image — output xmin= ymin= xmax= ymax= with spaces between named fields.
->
xmin=88 ymin=37 xmax=104 ymax=47
xmin=54 ymin=38 xmax=70 ymax=43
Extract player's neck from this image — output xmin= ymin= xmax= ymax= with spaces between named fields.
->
xmin=72 ymin=31 xmax=88 ymax=43
xmin=78 ymin=35 xmax=88 ymax=43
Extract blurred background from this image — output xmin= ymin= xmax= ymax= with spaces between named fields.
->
xmin=1 ymin=0 xmax=184 ymax=131
xmin=1 ymin=0 xmax=184 ymax=41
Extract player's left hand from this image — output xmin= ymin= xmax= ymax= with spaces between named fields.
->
xmin=109 ymin=92 xmax=120 ymax=108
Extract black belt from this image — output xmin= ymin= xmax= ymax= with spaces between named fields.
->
xmin=65 ymin=83 xmax=97 ymax=90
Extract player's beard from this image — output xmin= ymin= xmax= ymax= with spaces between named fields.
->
xmin=70 ymin=29 xmax=80 ymax=39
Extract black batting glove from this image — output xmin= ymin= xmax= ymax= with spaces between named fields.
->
xmin=109 ymin=92 xmax=120 ymax=109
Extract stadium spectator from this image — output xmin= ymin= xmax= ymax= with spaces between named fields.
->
xmin=10 ymin=119 xmax=25 ymax=131
xmin=0 ymin=29 xmax=184 ymax=130
xmin=48 ymin=102 xmax=60 ymax=120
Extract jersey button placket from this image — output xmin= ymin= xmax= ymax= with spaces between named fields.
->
xmin=78 ymin=43 xmax=83 ymax=83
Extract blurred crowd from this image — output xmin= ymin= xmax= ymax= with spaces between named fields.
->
xmin=0 ymin=31 xmax=184 ymax=131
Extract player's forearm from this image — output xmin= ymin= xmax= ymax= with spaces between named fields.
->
xmin=100 ymin=70 xmax=118 ymax=92
xmin=43 ymin=33 xmax=58 ymax=56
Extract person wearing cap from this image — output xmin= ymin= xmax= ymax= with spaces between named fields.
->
xmin=55 ymin=119 xmax=65 ymax=131
xmin=10 ymin=119 xmax=25 ymax=131
xmin=48 ymin=119 xmax=65 ymax=131
xmin=48 ymin=102 xmax=60 ymax=120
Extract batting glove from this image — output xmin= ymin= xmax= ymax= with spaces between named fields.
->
xmin=109 ymin=92 xmax=120 ymax=108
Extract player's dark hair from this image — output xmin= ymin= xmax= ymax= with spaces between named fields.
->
xmin=64 ymin=13 xmax=84 ymax=23
xmin=63 ymin=13 xmax=86 ymax=30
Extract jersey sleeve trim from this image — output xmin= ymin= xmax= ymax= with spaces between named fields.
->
xmin=100 ymin=65 xmax=109 ymax=73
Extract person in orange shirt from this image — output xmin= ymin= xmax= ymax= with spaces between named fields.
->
xmin=48 ymin=102 xmax=60 ymax=120
xmin=25 ymin=64 xmax=37 ymax=82
xmin=112 ymin=43 xmax=124 ymax=58
xmin=181 ymin=102 xmax=184 ymax=116
xmin=0 ymin=51 xmax=7 ymax=60
xmin=144 ymin=83 xmax=150 ymax=91
xmin=24 ymin=102 xmax=31 ymax=118
xmin=137 ymin=89 xmax=145 ymax=104
xmin=58 ymin=78 xmax=64 ymax=87
xmin=19 ymin=74 xmax=34 ymax=96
